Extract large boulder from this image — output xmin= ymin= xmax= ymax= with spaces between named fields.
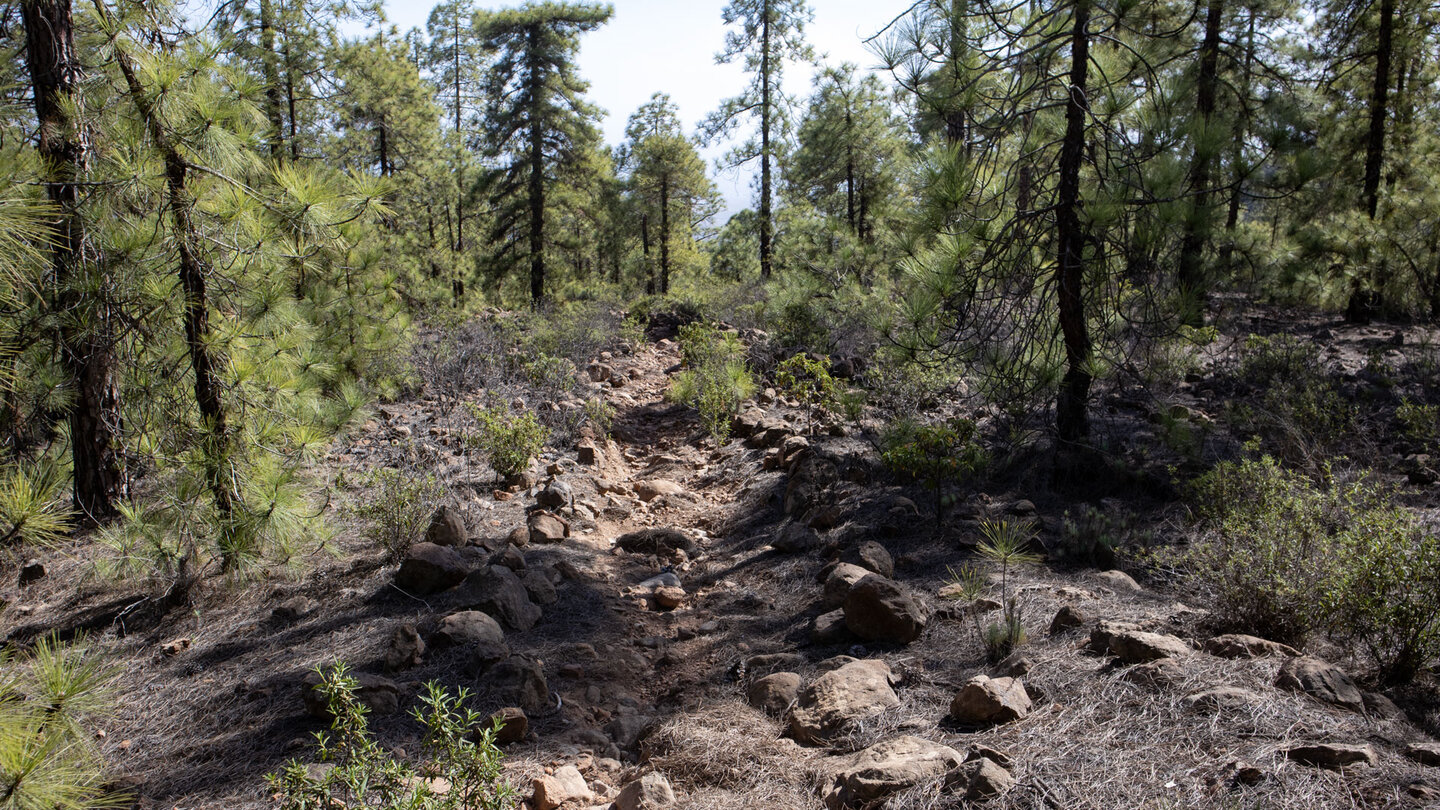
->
xmin=383 ymin=624 xmax=425 ymax=671
xmin=528 ymin=512 xmax=569 ymax=544
xmin=425 ymin=506 xmax=468 ymax=547
xmin=949 ymin=676 xmax=1031 ymax=726
xmin=432 ymin=610 xmax=505 ymax=650
xmin=846 ymin=540 xmax=895 ymax=579
xmin=947 ymin=756 xmax=1017 ymax=801
xmin=843 ymin=575 xmax=928 ymax=644
xmin=1275 ymin=657 xmax=1364 ymax=712
xmin=395 ymin=543 xmax=468 ymax=595
xmin=790 ymin=659 xmax=900 ymax=744
xmin=634 ymin=479 xmax=685 ymax=502
xmin=449 ymin=566 xmax=541 ymax=631
xmin=822 ymin=736 xmax=964 ymax=809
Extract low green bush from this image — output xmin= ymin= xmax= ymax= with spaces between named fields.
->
xmin=775 ymin=353 xmax=844 ymax=433
xmin=667 ymin=322 xmax=756 ymax=444
xmin=269 ymin=664 xmax=517 ymax=810
xmin=880 ymin=417 xmax=987 ymax=517
xmin=465 ymin=403 xmax=548 ymax=479
xmin=1172 ymin=456 xmax=1440 ymax=682
xmin=355 ymin=468 xmax=444 ymax=561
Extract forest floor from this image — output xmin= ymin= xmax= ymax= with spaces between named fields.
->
xmin=6 ymin=299 xmax=1440 ymax=809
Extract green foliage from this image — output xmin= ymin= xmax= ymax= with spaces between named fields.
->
xmin=1225 ymin=335 xmax=1352 ymax=467
xmin=1174 ymin=456 xmax=1440 ymax=680
xmin=976 ymin=519 xmax=1040 ymax=663
xmin=583 ymin=397 xmax=615 ymax=437
xmin=667 ymin=322 xmax=756 ymax=443
xmin=355 ymin=469 xmax=445 ymax=561
xmin=1057 ymin=505 xmax=1152 ymax=569
xmin=1397 ymin=398 xmax=1438 ymax=442
xmin=880 ymin=417 xmax=987 ymax=516
xmin=774 ymin=353 xmax=843 ymax=432
xmin=0 ymin=462 xmax=73 ymax=548
xmin=269 ymin=664 xmax=516 ymax=810
xmin=0 ymin=635 xmax=118 ymax=810
xmin=464 ymin=403 xmax=548 ymax=479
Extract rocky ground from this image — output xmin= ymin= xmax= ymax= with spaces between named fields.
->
xmin=6 ymin=310 xmax=1440 ymax=809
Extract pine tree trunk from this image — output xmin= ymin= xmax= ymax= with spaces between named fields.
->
xmin=641 ymin=212 xmax=653 ymax=294
xmin=259 ymin=0 xmax=284 ymax=158
xmin=1176 ymin=0 xmax=1224 ymax=327
xmin=1055 ymin=0 xmax=1092 ymax=444
xmin=107 ymin=12 xmax=242 ymax=566
xmin=1362 ymin=0 xmax=1394 ymax=220
xmin=527 ymin=26 xmax=546 ymax=305
xmin=660 ymin=172 xmax=671 ymax=295
xmin=23 ymin=0 xmax=126 ymax=523
xmin=758 ymin=0 xmax=773 ymax=280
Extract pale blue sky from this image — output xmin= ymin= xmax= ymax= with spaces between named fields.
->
xmin=376 ymin=0 xmax=915 ymax=214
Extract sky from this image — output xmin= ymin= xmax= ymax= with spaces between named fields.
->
xmin=373 ymin=0 xmax=918 ymax=215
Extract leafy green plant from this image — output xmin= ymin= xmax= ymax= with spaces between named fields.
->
xmin=522 ymin=353 xmax=576 ymax=392
xmin=269 ymin=664 xmax=517 ymax=810
xmin=668 ymin=322 xmax=756 ymax=444
xmin=1057 ymin=504 xmax=1152 ymax=568
xmin=0 ymin=634 xmax=118 ymax=810
xmin=465 ymin=402 xmax=548 ymax=480
xmin=976 ymin=519 xmax=1040 ymax=662
xmin=1397 ymin=398 xmax=1439 ymax=442
xmin=355 ymin=468 xmax=444 ymax=561
xmin=583 ymin=397 xmax=616 ymax=437
xmin=1173 ymin=455 xmax=1440 ymax=680
xmin=775 ymin=353 xmax=843 ymax=433
xmin=618 ymin=315 xmax=647 ymax=353
xmin=0 ymin=462 xmax=73 ymax=548
xmin=880 ymin=417 xmax=987 ymax=518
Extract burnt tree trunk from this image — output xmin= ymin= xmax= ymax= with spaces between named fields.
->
xmin=23 ymin=0 xmax=126 ymax=523
xmin=1055 ymin=0 xmax=1092 ymax=444
xmin=1176 ymin=0 xmax=1224 ymax=326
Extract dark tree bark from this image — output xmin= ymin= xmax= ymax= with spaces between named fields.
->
xmin=259 ymin=0 xmax=284 ymax=158
xmin=106 ymin=10 xmax=243 ymax=567
xmin=1176 ymin=0 xmax=1224 ymax=326
xmin=758 ymin=0 xmax=774 ymax=279
xmin=526 ymin=27 xmax=546 ymax=304
xmin=22 ymin=0 xmax=126 ymax=523
xmin=659 ymin=171 xmax=671 ymax=294
xmin=1362 ymin=0 xmax=1394 ymax=220
xmin=1055 ymin=0 xmax=1092 ymax=444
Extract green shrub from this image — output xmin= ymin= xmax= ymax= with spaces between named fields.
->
xmin=269 ymin=664 xmax=516 ymax=810
xmin=0 ymin=461 xmax=73 ymax=548
xmin=1225 ymin=335 xmax=1352 ymax=467
xmin=880 ymin=417 xmax=987 ymax=517
xmin=1174 ymin=456 xmax=1440 ymax=681
xmin=668 ymin=322 xmax=756 ymax=444
xmin=521 ymin=353 xmax=576 ymax=393
xmin=775 ymin=353 xmax=843 ymax=433
xmin=583 ymin=397 xmax=616 ymax=437
xmin=355 ymin=468 xmax=444 ymax=561
xmin=0 ymin=634 xmax=117 ymax=810
xmin=1397 ymin=397 xmax=1439 ymax=442
xmin=976 ymin=520 xmax=1039 ymax=662
xmin=465 ymin=403 xmax=548 ymax=479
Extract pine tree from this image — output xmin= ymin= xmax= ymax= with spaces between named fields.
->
xmin=473 ymin=1 xmax=612 ymax=305
xmin=621 ymin=93 xmax=718 ymax=295
xmin=702 ymin=0 xmax=814 ymax=280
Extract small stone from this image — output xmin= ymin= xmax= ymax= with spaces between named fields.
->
xmin=810 ymin=610 xmax=851 ymax=645
xmin=431 ymin=610 xmax=504 ymax=650
xmin=947 ymin=756 xmax=1016 ymax=801
xmin=425 ymin=506 xmax=468 ymax=547
xmin=1405 ymin=742 xmax=1440 ymax=766
xmin=490 ymin=707 xmax=528 ymax=745
xmin=1284 ymin=743 xmax=1376 ymax=769
xmin=384 ymin=624 xmax=425 ymax=671
xmin=823 ymin=736 xmax=964 ymax=809
xmin=822 ymin=563 xmax=871 ymax=610
xmin=1184 ymin=686 xmax=1262 ymax=711
xmin=653 ymin=586 xmax=685 ymax=610
xmin=747 ymin=672 xmax=801 ymax=716
xmin=634 ymin=480 xmax=685 ymax=502
xmin=528 ymin=512 xmax=569 ymax=544
xmin=1049 ymin=605 xmax=1087 ymax=634
xmin=161 ymin=638 xmax=191 ymax=657
xmin=520 ymin=569 xmax=558 ymax=606
xmin=1275 ymin=657 xmax=1364 ymax=712
xmin=577 ymin=440 xmax=601 ymax=465
xmin=790 ymin=659 xmax=900 ymax=744
xmin=273 ymin=596 xmax=318 ymax=622
xmin=486 ymin=656 xmax=550 ymax=713
xmin=614 ymin=772 xmax=675 ymax=810
xmin=1202 ymin=634 xmax=1299 ymax=659
xmin=1121 ymin=658 xmax=1185 ymax=688
xmin=17 ymin=559 xmax=45 ymax=586
xmin=537 ymin=480 xmax=573 ymax=509
xmin=843 ymin=575 xmax=928 ymax=644
xmin=506 ymin=525 xmax=529 ymax=547
xmin=1092 ymin=622 xmax=1189 ymax=663
xmin=395 ymin=543 xmax=468 ymax=595
xmin=494 ymin=545 xmax=526 ymax=571
xmin=532 ymin=765 xmax=591 ymax=810
xmin=1095 ymin=570 xmax=1141 ymax=591
xmin=949 ymin=676 xmax=1031 ymax=726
